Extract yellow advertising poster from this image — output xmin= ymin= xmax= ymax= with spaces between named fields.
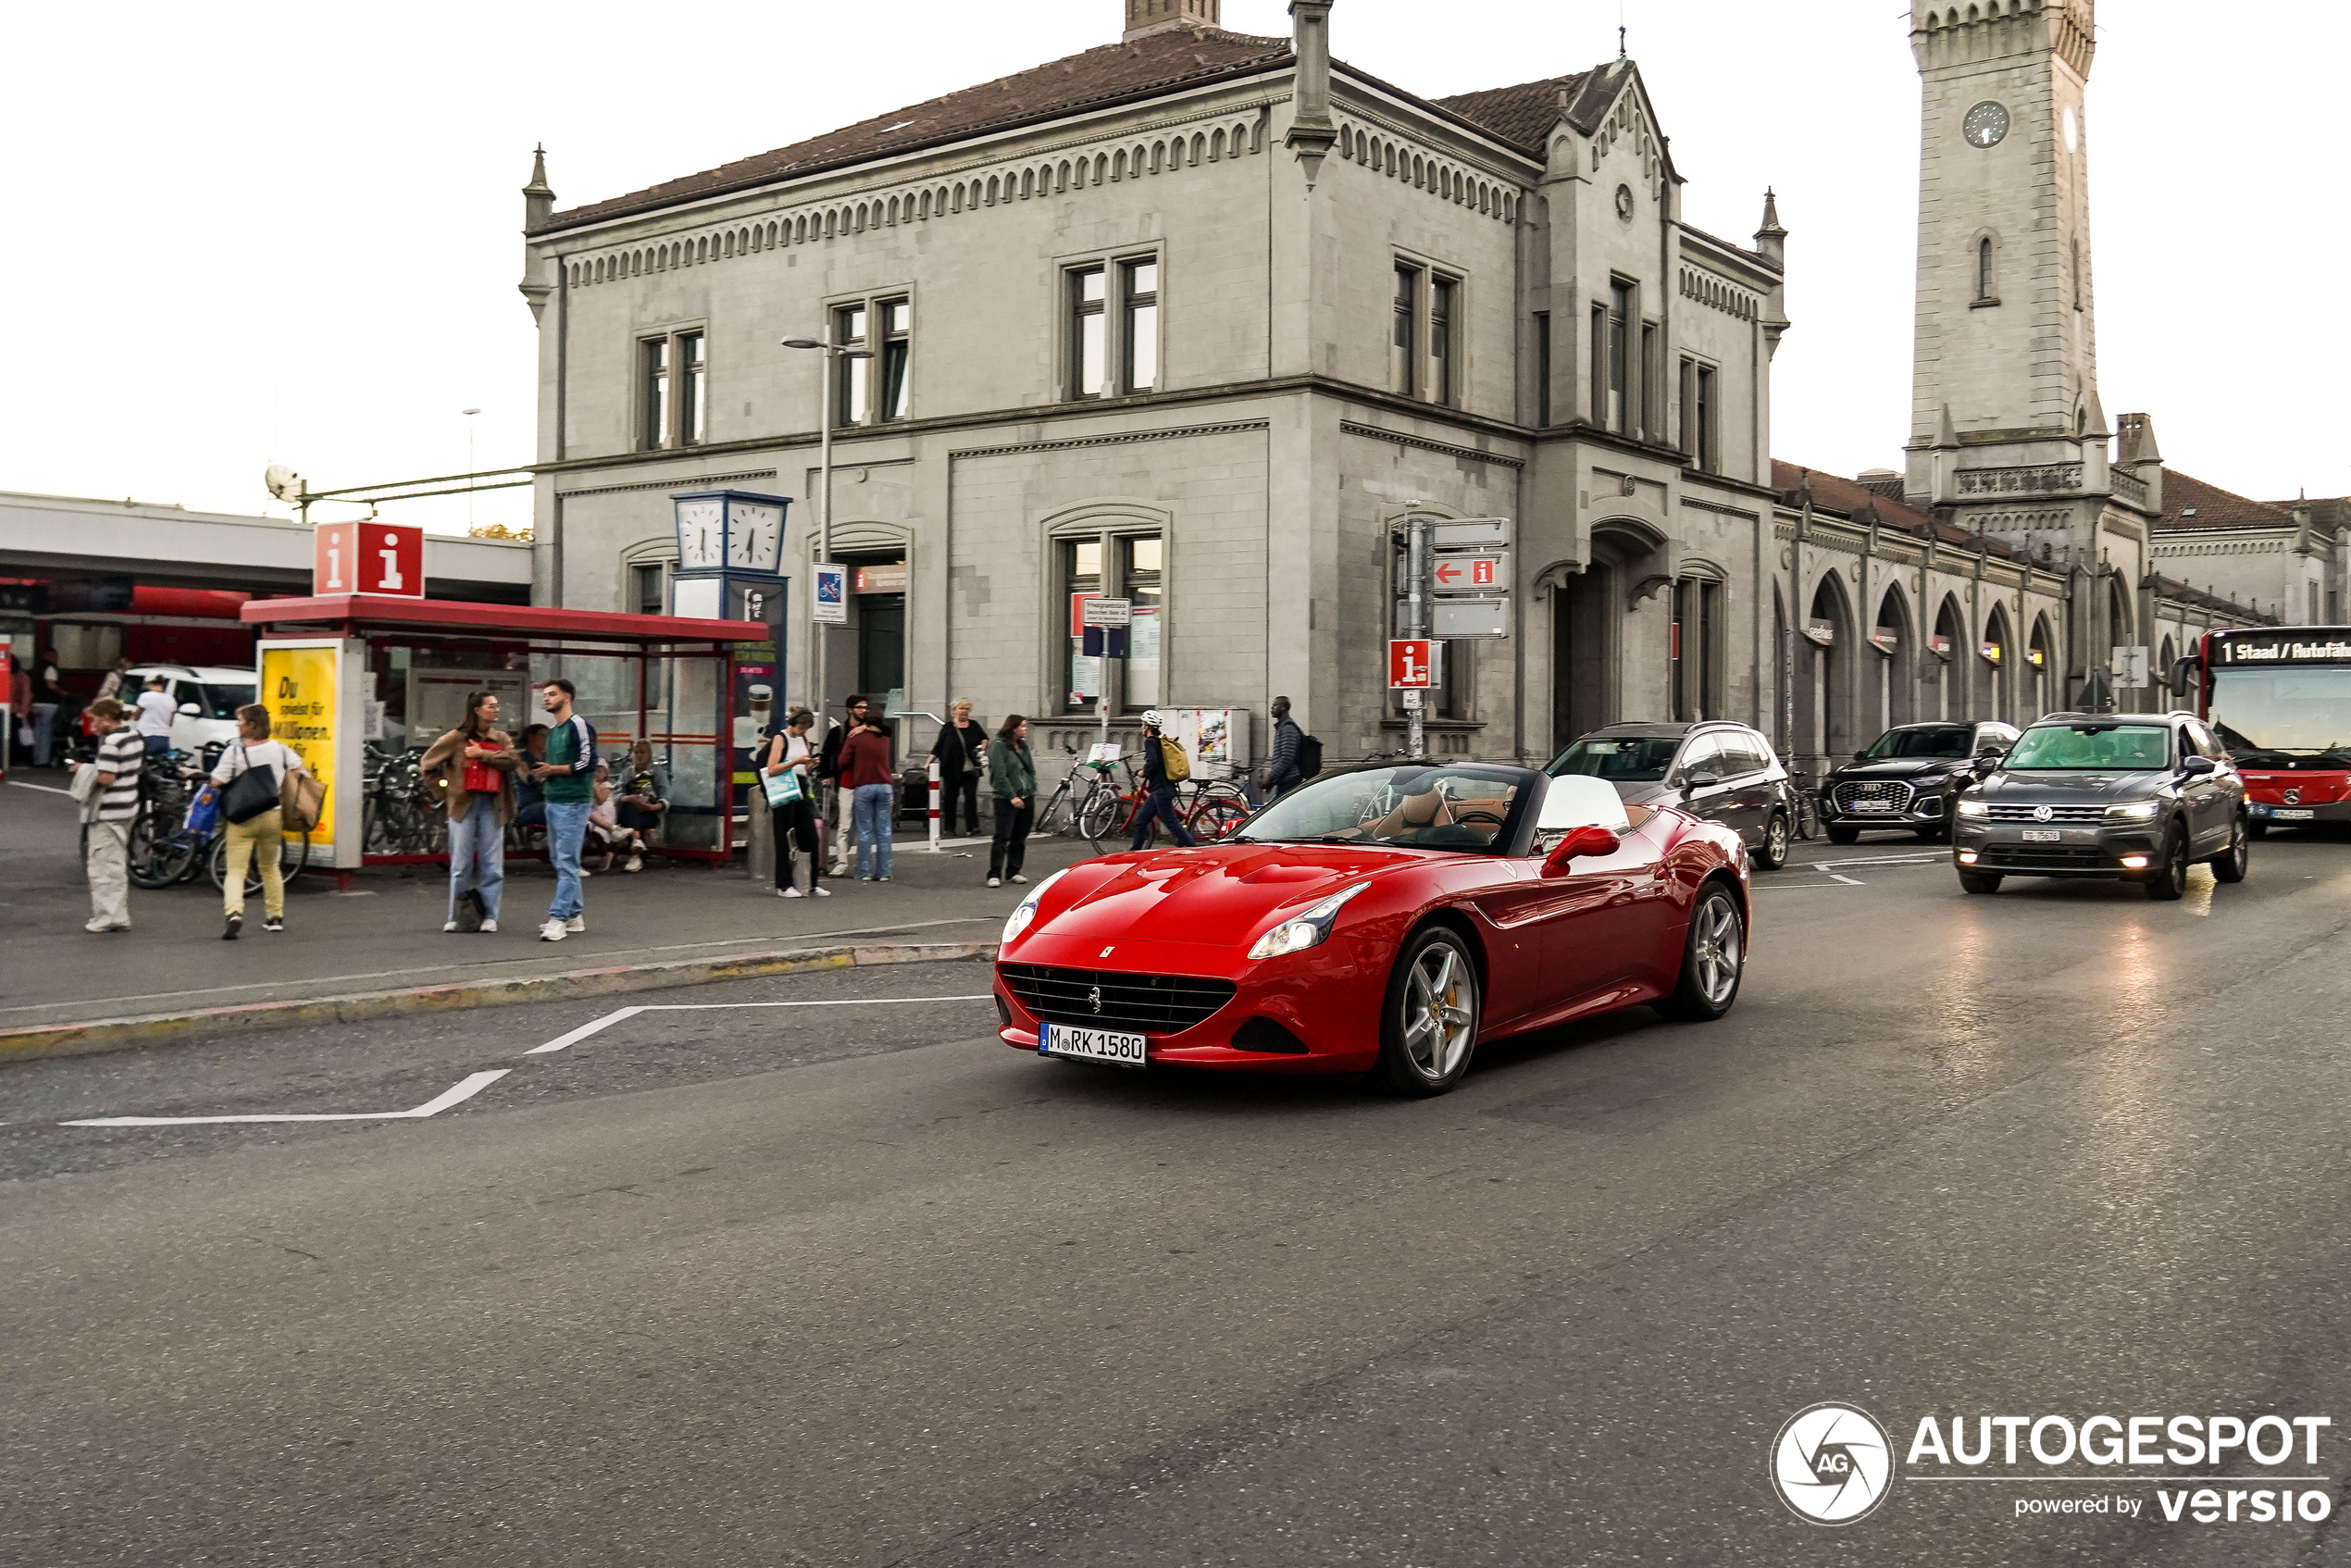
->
xmin=261 ymin=643 xmax=339 ymax=852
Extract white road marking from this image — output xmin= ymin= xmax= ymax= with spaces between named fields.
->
xmin=0 ymin=916 xmax=995 ymax=1018
xmin=1828 ymin=874 xmax=1864 ymax=886
xmin=525 ymin=994 xmax=996 ymax=1052
xmin=61 ymin=1070 xmax=510 ymax=1127
xmin=7 ymin=779 xmax=72 ymax=796
xmin=1799 ymin=852 xmax=1943 ymax=868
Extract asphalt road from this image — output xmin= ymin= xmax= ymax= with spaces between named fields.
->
xmin=7 ymin=830 xmax=2351 ymax=1566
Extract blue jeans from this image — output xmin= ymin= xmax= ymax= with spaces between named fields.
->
xmin=852 ymin=782 xmax=895 ymax=877
xmin=447 ymin=802 xmax=505 ymax=923
xmin=1130 ymin=784 xmax=1197 ymax=851
xmin=543 ymin=799 xmax=591 ymax=919
xmin=143 ymin=734 xmax=171 ymax=757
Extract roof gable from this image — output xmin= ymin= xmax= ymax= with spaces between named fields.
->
xmin=2154 ymin=467 xmax=2296 ymax=533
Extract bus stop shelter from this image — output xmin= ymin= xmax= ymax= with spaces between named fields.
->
xmin=240 ymin=593 xmax=774 ymax=872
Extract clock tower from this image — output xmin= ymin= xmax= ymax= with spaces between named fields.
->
xmin=1906 ymin=0 xmax=2096 ymax=456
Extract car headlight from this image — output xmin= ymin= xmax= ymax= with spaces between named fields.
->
xmin=2106 ymin=801 xmax=2161 ymax=820
xmin=1000 ymin=869 xmax=1070 ymax=946
xmin=1955 ymin=798 xmax=1989 ymax=818
xmin=1246 ymin=881 xmax=1372 ymax=961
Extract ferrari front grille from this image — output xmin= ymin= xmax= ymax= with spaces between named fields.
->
xmin=999 ymin=964 xmax=1238 ymax=1036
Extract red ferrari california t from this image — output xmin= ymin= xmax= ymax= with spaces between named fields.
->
xmin=992 ymin=763 xmax=1750 ymax=1095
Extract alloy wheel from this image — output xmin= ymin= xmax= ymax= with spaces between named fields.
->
xmin=1400 ymin=943 xmax=1475 ymax=1080
xmin=1691 ymin=895 xmax=1743 ymax=1005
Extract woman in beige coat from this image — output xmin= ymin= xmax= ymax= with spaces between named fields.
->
xmin=420 ymin=691 xmax=517 ymax=932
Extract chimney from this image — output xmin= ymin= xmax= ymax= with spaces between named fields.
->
xmin=1125 ymin=0 xmax=1219 ymax=40
xmin=1282 ymin=1 xmax=1337 ymax=188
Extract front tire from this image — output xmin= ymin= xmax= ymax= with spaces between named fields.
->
xmin=1655 ymin=883 xmax=1746 ymax=1022
xmin=1373 ymin=926 xmax=1481 ymax=1096
xmin=1824 ymin=823 xmax=1861 ymax=846
xmin=2142 ymin=824 xmax=2190 ymax=901
xmin=1959 ymin=869 xmax=2003 ymax=894
xmin=1757 ymin=812 xmax=1792 ymax=869
xmin=2210 ymin=812 xmax=2250 ymax=883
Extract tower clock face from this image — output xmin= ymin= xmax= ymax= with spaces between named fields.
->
xmin=675 ymin=500 xmax=723 ymax=569
xmin=1962 ymin=100 xmax=2009 ymax=148
xmin=727 ymin=503 xmax=783 ymax=574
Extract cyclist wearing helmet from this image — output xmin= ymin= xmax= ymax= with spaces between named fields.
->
xmin=1130 ymin=710 xmax=1199 ymax=852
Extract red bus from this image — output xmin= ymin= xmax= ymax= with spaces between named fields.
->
xmin=2180 ymin=627 xmax=2351 ymax=833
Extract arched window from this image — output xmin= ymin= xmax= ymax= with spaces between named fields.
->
xmin=1977 ymin=237 xmax=1994 ymax=301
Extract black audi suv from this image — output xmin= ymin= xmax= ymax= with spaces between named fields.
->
xmin=1817 ymin=720 xmax=2020 ymax=843
xmin=1548 ymin=720 xmax=1799 ymax=869
xmin=1949 ymin=711 xmax=2250 ymax=899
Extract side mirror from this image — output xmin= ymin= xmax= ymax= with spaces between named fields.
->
xmin=1541 ymin=825 xmax=1623 ymax=877
xmin=1972 ymin=753 xmax=1999 ymax=777
xmin=2180 ymin=754 xmax=2217 ymax=777
xmin=1683 ymin=771 xmax=1722 ymax=793
xmin=178 ymin=703 xmax=202 ymax=716
xmin=1854 ymin=751 xmax=1871 ymax=762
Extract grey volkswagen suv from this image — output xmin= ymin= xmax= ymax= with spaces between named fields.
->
xmin=1548 ymin=720 xmax=1797 ymax=870
xmin=1950 ymin=712 xmax=2249 ymax=899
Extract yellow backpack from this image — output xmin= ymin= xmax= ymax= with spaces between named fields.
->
xmin=1158 ymin=737 xmax=1191 ymax=783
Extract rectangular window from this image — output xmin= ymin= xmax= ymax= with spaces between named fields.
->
xmin=630 ymin=562 xmax=665 ymax=617
xmin=1069 ymin=267 xmax=1107 ymax=399
xmin=1696 ymin=364 xmax=1716 ymax=472
xmin=1699 ymin=581 xmax=1724 ymax=717
xmin=834 ymin=304 xmax=870 ymax=424
xmin=1606 ymin=280 xmax=1632 ymax=434
xmin=1678 ymin=356 xmax=1695 ymax=454
xmin=1429 ymin=276 xmax=1456 ymax=405
xmin=640 ymin=338 xmax=670 ymax=450
xmin=878 ymin=298 xmax=911 ymax=421
xmin=1391 ymin=264 xmax=1419 ymax=396
xmin=678 ymin=331 xmax=705 ymax=445
xmin=1121 ymin=534 xmax=1163 ymax=711
xmin=1639 ymin=321 xmax=1659 ymax=440
xmin=1121 ymin=260 xmax=1158 ymax=394
xmin=1589 ymin=305 xmax=1606 ymax=425
xmin=1062 ymin=537 xmax=1103 ymax=715
xmin=1535 ymin=312 xmax=1551 ymax=426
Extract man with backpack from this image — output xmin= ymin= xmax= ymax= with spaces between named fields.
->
xmin=530 ymin=678 xmax=597 ymax=942
xmin=1266 ymin=695 xmax=1304 ymax=801
xmin=1128 ymin=710 xmax=1198 ymax=852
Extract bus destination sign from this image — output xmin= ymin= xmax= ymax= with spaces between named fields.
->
xmin=2215 ymin=631 xmax=2351 ymax=666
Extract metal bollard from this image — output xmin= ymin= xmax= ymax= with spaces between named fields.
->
xmin=927 ymin=756 xmax=942 ymax=851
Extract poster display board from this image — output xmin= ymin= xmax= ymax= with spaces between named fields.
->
xmin=1165 ymin=709 xmax=1250 ymax=778
xmin=259 ymin=638 xmax=367 ymax=869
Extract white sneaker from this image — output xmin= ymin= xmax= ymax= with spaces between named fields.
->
xmin=624 ymin=856 xmax=643 ymax=873
xmin=566 ymin=915 xmax=585 ymax=933
xmin=780 ymin=887 xmax=802 ymax=898
xmin=480 ymin=918 xmax=498 ymax=933
xmin=877 ymin=874 xmax=891 ymax=882
xmin=811 ymin=885 xmax=831 ymax=897
xmin=1011 ymin=873 xmax=1028 ymax=884
xmin=987 ymin=877 xmax=1001 ymax=888
xmin=540 ymin=919 xmax=567 ymax=942
xmin=828 ymin=864 xmax=848 ymax=877
xmin=444 ymin=920 xmax=460 ymax=932
xmin=578 ymin=867 xmax=591 ymax=877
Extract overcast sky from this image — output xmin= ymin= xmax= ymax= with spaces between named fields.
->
xmin=5 ymin=1 xmax=2343 ymax=536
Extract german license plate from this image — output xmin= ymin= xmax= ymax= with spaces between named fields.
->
xmin=1852 ymin=800 xmax=1893 ymax=813
xmin=1039 ymin=1021 xmax=1147 ymax=1069
xmin=2272 ymin=808 xmax=2316 ymax=820
xmin=2021 ymin=828 xmax=2061 ymax=842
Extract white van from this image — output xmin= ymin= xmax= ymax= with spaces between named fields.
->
xmin=123 ymin=664 xmax=256 ymax=754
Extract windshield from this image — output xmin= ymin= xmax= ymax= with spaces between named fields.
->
xmin=1237 ymin=765 xmax=1534 ymax=853
xmin=1863 ymin=725 xmax=1972 ymax=760
xmin=1547 ymin=735 xmax=1680 ymax=783
xmin=187 ymin=682 xmax=255 ymax=720
xmin=2005 ymin=723 xmax=2172 ymax=771
xmin=2209 ymin=666 xmax=2351 ymax=765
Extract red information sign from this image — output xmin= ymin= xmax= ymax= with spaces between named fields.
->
xmin=1387 ymin=639 xmax=1434 ymax=689
xmin=314 ymin=521 xmax=426 ymax=597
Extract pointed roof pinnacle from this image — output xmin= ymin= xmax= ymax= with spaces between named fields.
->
xmin=524 ymin=143 xmax=553 ymax=197
xmin=1936 ymin=404 xmax=1959 ymax=447
xmin=1757 ymin=186 xmax=1785 ymax=237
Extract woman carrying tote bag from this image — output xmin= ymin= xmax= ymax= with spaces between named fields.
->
xmin=762 ymin=708 xmax=828 ymax=899
xmin=419 ymin=690 xmax=517 ymax=933
xmin=209 ymin=703 xmax=310 ymax=940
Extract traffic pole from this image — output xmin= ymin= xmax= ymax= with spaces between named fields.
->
xmin=927 ymin=756 xmax=942 ymax=852
xmin=1406 ymin=514 xmax=1430 ymax=761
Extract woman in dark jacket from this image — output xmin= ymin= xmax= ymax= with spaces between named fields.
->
xmin=928 ymin=698 xmax=987 ymax=838
xmin=985 ymin=714 xmax=1036 ymax=888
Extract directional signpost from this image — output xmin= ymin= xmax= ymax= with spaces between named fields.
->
xmin=1392 ymin=515 xmax=1514 ymax=758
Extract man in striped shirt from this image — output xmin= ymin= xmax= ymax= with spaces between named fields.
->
xmin=84 ymin=697 xmax=143 ymax=932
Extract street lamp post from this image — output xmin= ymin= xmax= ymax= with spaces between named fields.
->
xmin=781 ymin=333 xmax=872 ymax=718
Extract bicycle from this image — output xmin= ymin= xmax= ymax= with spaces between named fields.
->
xmin=1039 ymin=745 xmax=1124 ymax=844
xmin=1084 ymin=754 xmax=1256 ymax=847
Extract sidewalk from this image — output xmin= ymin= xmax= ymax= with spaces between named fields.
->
xmin=2 ymin=779 xmax=1093 ymax=1032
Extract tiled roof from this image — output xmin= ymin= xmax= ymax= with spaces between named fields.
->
xmin=2263 ymin=494 xmax=2350 ymax=534
xmin=541 ymin=27 xmax=1291 ymax=233
xmin=2153 ymin=467 xmax=2296 ymax=533
xmin=1428 ymin=68 xmax=1600 ymax=153
xmin=1772 ymin=461 xmax=2015 ymax=558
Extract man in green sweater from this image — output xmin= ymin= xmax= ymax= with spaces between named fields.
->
xmin=530 ymin=678 xmax=598 ymax=941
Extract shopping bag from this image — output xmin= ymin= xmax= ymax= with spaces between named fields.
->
xmin=280 ymin=769 xmax=326 ymax=833
xmin=761 ymin=765 xmax=803 ymax=810
xmin=184 ymin=783 xmax=221 ymax=836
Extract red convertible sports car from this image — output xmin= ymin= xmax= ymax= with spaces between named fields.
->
xmin=992 ymin=763 xmax=1750 ymax=1095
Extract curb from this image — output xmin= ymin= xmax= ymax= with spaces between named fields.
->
xmin=0 ymin=940 xmax=1001 ymax=1065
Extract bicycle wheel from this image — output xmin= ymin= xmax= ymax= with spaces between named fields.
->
xmin=129 ymin=812 xmax=196 ymax=889
xmin=1190 ymin=789 xmax=1253 ymax=841
xmin=207 ymin=829 xmax=307 ymax=896
xmin=1075 ymin=782 xmax=1120 ymax=847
